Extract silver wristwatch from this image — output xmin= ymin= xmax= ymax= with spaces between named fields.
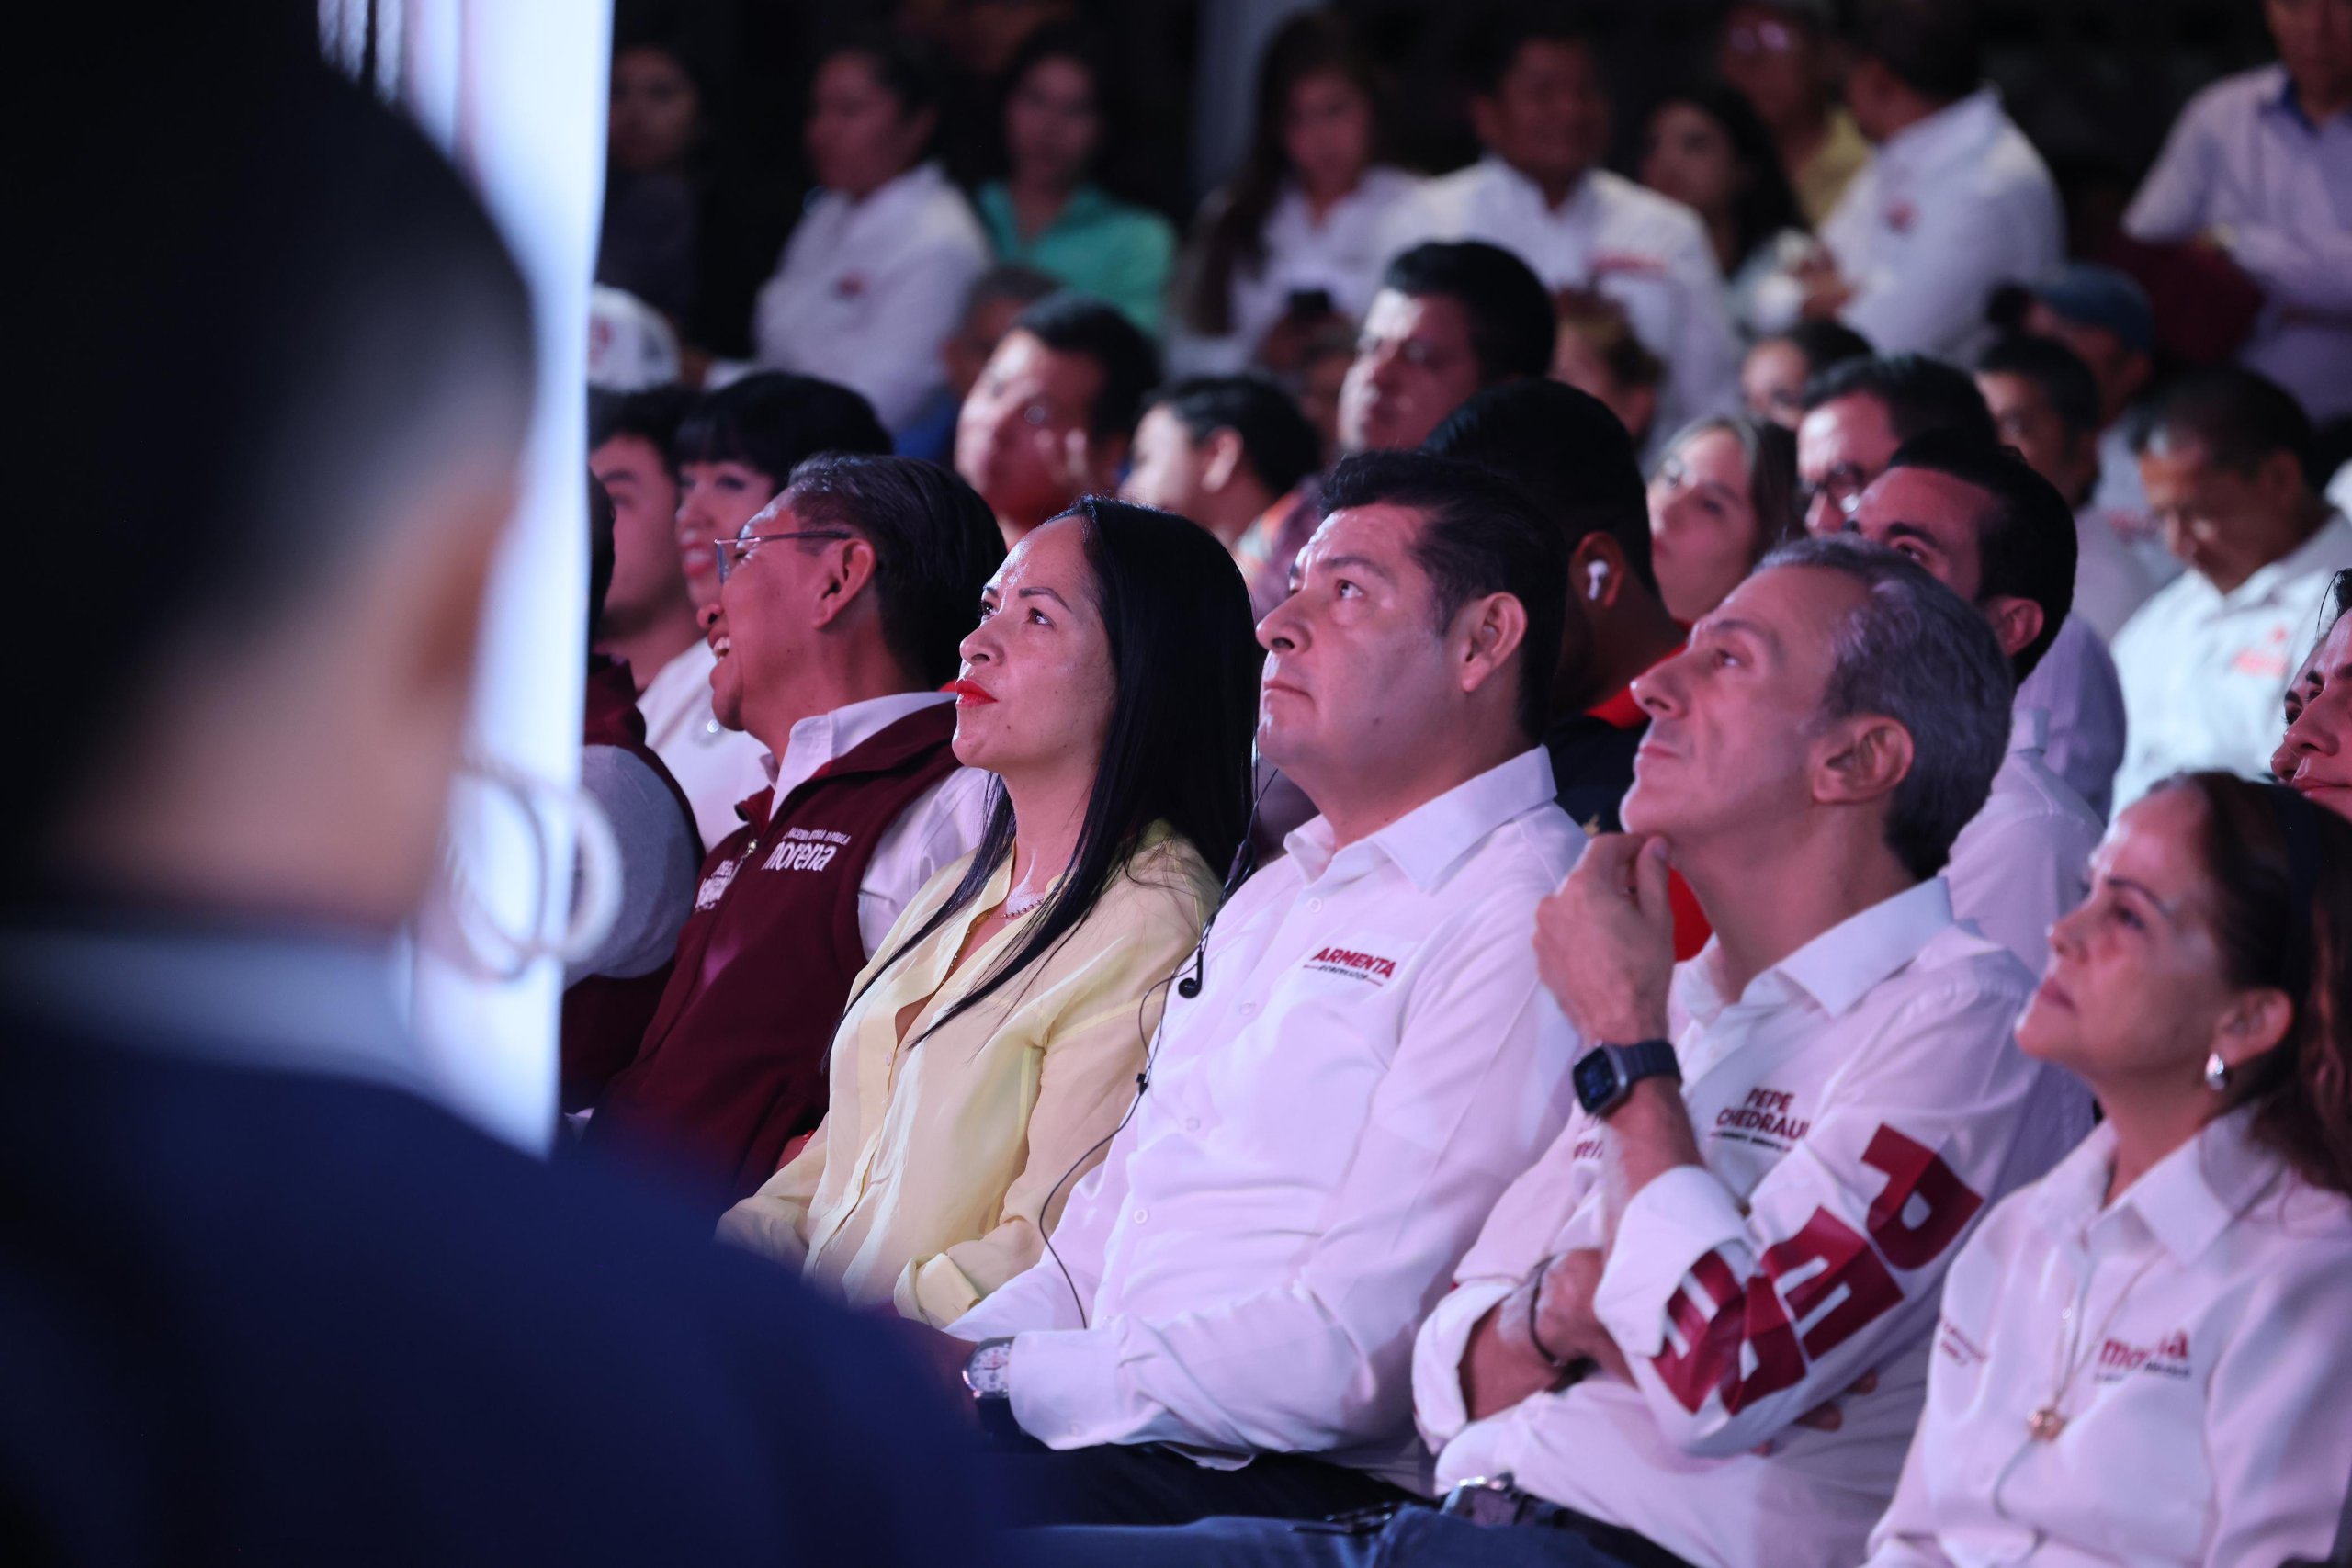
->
xmin=962 ymin=1337 xmax=1014 ymax=1402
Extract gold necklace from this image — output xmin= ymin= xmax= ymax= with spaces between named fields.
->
xmin=2026 ymin=1247 xmax=2166 ymax=1442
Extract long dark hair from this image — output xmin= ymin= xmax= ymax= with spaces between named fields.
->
xmin=1185 ymin=11 xmax=1384 ymax=336
xmin=1646 ymin=80 xmax=1806 ymax=273
xmin=862 ymin=496 xmax=1261 ymax=1041
xmin=2161 ymin=771 xmax=2352 ymax=1199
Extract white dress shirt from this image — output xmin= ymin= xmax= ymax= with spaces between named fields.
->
xmin=1945 ymin=709 xmax=2103 ymax=979
xmin=759 ymin=690 xmax=994 ymax=959
xmin=1755 ymin=88 xmax=2063 ymax=361
xmin=750 ymin=162 xmax=989 ymax=429
xmin=637 ymin=639 xmax=774 ymax=852
xmin=1865 ymin=1109 xmax=2352 ymax=1568
xmin=950 ymin=749 xmax=1587 ymax=1489
xmin=1413 ymin=879 xmax=2088 ymax=1568
xmin=2110 ymin=511 xmax=2352 ymax=810
xmin=1380 ymin=159 xmax=1740 ymax=436
xmin=2123 ymin=66 xmax=2352 ymax=422
xmin=1166 ymin=168 xmax=1425 ymax=377
xmin=2014 ymin=615 xmax=2128 ymax=821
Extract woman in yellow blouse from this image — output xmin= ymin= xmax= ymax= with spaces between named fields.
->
xmin=718 ymin=495 xmax=1261 ymax=1325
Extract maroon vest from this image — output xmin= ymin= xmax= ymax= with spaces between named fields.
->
xmin=580 ymin=702 xmax=964 ymax=1209
xmin=559 ymin=657 xmax=704 ymax=1112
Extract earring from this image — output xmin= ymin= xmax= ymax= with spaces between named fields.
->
xmin=2203 ymin=1052 xmax=2231 ymax=1093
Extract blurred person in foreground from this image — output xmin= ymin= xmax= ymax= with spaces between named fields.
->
xmin=1799 ymin=354 xmax=2128 ymax=818
xmin=2115 ymin=367 xmax=2352 ymax=809
xmin=956 ymin=291 xmax=1160 ymax=547
xmin=1 ymin=42 xmax=988 ymax=1567
xmin=2274 ymin=569 xmax=2352 ymax=818
xmin=1865 ymin=772 xmax=2352 ymax=1567
xmin=2121 ymin=0 xmax=2352 ymax=423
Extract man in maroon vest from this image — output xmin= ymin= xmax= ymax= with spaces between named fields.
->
xmin=577 ymin=455 xmax=1005 ymax=1213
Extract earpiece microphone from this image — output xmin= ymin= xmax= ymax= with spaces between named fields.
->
xmin=1587 ymin=561 xmax=1608 ymax=601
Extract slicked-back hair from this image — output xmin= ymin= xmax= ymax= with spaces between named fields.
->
xmin=779 ymin=456 xmax=1007 ymax=688
xmin=1976 ymin=333 xmax=2101 ymax=438
xmin=1803 ymin=353 xmax=1996 ymax=446
xmin=2132 ymin=365 xmax=2318 ymax=485
xmin=1425 ymin=379 xmax=1657 ymax=595
xmin=673 ymin=373 xmax=891 ymax=491
xmin=1883 ymin=430 xmax=2077 ymax=682
xmin=1012 ymin=292 xmax=1163 ymax=442
xmin=1379 ymin=241 xmax=1558 ymax=386
xmin=20 ymin=45 xmax=535 ymax=886
xmin=1757 ymin=536 xmax=2014 ymax=879
xmin=1318 ymin=450 xmax=1568 ymax=739
xmin=1145 ymin=376 xmax=1323 ymax=501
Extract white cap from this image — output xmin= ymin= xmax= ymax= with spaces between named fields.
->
xmin=586 ymin=285 xmax=680 ymax=391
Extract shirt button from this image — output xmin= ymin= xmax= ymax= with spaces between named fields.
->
xmin=1239 ymin=1002 xmax=1258 ymax=1017
xmin=1132 ymin=1208 xmax=1149 ymax=1224
xmin=1307 ymin=897 xmax=1323 ymax=912
xmin=1184 ymin=1117 xmax=1201 ymax=1132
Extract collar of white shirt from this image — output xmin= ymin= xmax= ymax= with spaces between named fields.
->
xmin=765 ymin=690 xmax=956 ymax=802
xmin=1875 ymin=85 xmax=2007 ymax=179
xmin=2026 ymin=1105 xmax=2285 ymax=1265
xmin=1281 ymin=747 xmax=1560 ymax=892
xmin=2009 ymin=705 xmax=2051 ymax=759
xmin=1472 ymin=153 xmax=1601 ymax=225
xmin=813 ymin=158 xmax=954 ymax=225
xmin=1679 ymin=876 xmax=1955 ymax=1025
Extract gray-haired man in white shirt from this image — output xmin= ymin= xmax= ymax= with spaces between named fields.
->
xmin=914 ymin=451 xmax=1589 ymax=1527
xmin=1025 ymin=538 xmax=2086 ymax=1567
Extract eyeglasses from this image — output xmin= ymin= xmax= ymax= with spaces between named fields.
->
xmin=1797 ymin=464 xmax=1872 ymax=525
xmin=712 ymin=527 xmax=853 ymax=584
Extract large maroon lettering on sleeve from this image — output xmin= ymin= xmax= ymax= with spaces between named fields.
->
xmin=1650 ymin=1125 xmax=1984 ymax=1415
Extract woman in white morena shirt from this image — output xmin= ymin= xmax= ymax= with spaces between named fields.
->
xmin=1866 ymin=770 xmax=2352 ymax=1568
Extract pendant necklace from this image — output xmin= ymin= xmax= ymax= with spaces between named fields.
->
xmin=2027 ymin=1248 xmax=2165 ymax=1442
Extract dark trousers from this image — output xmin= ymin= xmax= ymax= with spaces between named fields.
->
xmin=980 ymin=1431 xmax=1416 ymax=1529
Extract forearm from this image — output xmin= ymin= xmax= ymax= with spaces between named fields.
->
xmin=1611 ymin=1077 xmax=1705 ymax=1201
xmin=1459 ymin=1286 xmax=1569 ymax=1422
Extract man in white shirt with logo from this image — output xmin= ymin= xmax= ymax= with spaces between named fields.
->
xmin=2114 ymin=366 xmax=2352 ymax=809
xmin=1025 ymin=537 xmax=2087 ymax=1568
xmin=1379 ymin=13 xmax=1737 ymax=437
xmin=1753 ymin=0 xmax=2062 ymax=362
xmin=1847 ymin=433 xmax=2106 ymax=976
xmin=929 ymin=452 xmax=1588 ymax=1526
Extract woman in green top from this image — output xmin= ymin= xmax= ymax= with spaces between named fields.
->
xmin=976 ymin=23 xmax=1175 ymax=334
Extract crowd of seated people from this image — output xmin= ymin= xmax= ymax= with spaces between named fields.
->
xmin=10 ymin=0 xmax=2350 ymax=1562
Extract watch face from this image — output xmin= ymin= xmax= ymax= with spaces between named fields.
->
xmin=1573 ymin=1049 xmax=1620 ymax=1110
